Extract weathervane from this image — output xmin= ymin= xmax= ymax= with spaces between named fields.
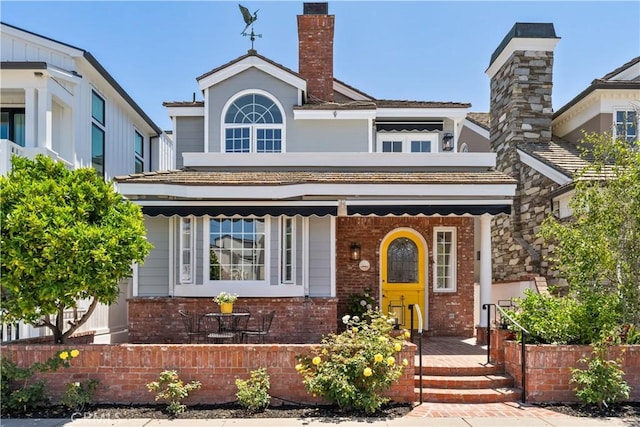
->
xmin=239 ymin=4 xmax=262 ymax=50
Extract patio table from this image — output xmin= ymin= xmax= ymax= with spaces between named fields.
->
xmin=202 ymin=312 xmax=250 ymax=343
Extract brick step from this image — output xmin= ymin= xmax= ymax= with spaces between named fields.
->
xmin=415 ymin=364 xmax=502 ymax=376
xmin=415 ymin=374 xmax=513 ymax=389
xmin=415 ymin=387 xmax=522 ymax=404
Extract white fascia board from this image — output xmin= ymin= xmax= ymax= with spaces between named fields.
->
xmin=197 ymin=56 xmax=306 ymax=91
xmin=1 ymin=24 xmax=85 ymax=58
xmin=182 ymin=152 xmax=498 ymax=168
xmin=333 ymin=81 xmax=372 ymax=101
xmin=518 ymin=149 xmax=572 ymax=186
xmin=376 ymin=108 xmax=468 ymax=119
xmin=117 ymin=182 xmax=516 ymax=200
xmin=166 ymin=106 xmax=205 ymax=117
xmin=486 ymin=37 xmax=560 ymax=79
xmin=463 ymin=118 xmax=490 ymax=139
xmin=346 ymin=199 xmax=513 ymax=206
xmin=293 ymin=109 xmax=376 ymax=120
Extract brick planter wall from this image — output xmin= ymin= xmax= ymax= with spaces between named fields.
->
xmin=0 ymin=343 xmax=417 ymax=406
xmin=336 ymin=216 xmax=475 ymax=337
xmin=3 ymin=331 xmax=95 ymax=345
xmin=128 ymin=297 xmax=337 ymax=344
xmin=503 ymin=341 xmax=640 ymax=403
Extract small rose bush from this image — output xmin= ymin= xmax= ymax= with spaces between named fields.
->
xmin=345 ymin=288 xmax=377 ymax=321
xmin=295 ymin=310 xmax=409 ymax=413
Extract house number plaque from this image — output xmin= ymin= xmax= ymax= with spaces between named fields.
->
xmin=359 ymin=260 xmax=370 ymax=271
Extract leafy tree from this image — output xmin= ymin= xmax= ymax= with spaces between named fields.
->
xmin=540 ymin=132 xmax=640 ymax=328
xmin=1 ymin=155 xmax=152 ymax=343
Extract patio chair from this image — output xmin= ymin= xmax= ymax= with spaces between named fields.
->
xmin=241 ymin=310 xmax=275 ymax=343
xmin=178 ymin=310 xmax=206 ymax=344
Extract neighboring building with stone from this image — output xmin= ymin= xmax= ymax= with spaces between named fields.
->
xmin=114 ymin=2 xmax=517 ymax=344
xmin=486 ymin=23 xmax=640 ymax=293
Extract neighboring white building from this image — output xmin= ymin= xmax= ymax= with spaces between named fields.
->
xmin=0 ymin=21 xmax=174 ymax=342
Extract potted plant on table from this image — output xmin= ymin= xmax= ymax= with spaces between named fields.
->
xmin=214 ymin=291 xmax=238 ymax=313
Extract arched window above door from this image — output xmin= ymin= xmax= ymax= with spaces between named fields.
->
xmin=223 ymin=92 xmax=284 ymax=153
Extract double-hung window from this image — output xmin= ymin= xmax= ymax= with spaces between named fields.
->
xmin=280 ymin=217 xmax=295 ymax=284
xmin=134 ymin=130 xmax=144 ymax=173
xmin=208 ymin=218 xmax=266 ymax=281
xmin=433 ymin=227 xmax=456 ymax=292
xmin=91 ymin=90 xmax=106 ymax=177
xmin=614 ymin=110 xmax=638 ymax=144
xmin=223 ymin=93 xmax=284 ymax=153
xmin=179 ymin=217 xmax=195 ymax=284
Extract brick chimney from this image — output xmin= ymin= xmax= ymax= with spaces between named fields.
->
xmin=298 ymin=2 xmax=334 ymax=103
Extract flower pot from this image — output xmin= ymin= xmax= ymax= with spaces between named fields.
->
xmin=220 ymin=302 xmax=234 ymax=314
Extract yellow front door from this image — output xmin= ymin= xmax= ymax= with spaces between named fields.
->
xmin=381 ymin=230 xmax=426 ymax=330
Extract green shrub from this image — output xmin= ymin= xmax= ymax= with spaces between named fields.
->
xmin=146 ymin=370 xmax=201 ymax=417
xmin=345 ymin=288 xmax=377 ymax=321
xmin=60 ymin=379 xmax=99 ymax=411
xmin=295 ymin=310 xmax=408 ymax=414
xmin=0 ymin=348 xmax=81 ymax=414
xmin=235 ymin=368 xmax=271 ymax=412
xmin=509 ymin=289 xmax=619 ymax=344
xmin=571 ymin=343 xmax=630 ymax=409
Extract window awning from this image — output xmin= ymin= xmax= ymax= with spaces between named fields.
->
xmin=376 ymin=121 xmax=443 ymax=132
xmin=142 ymin=205 xmax=337 ymax=217
xmin=347 ymin=204 xmax=511 ymax=216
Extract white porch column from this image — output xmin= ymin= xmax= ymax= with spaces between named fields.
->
xmin=479 ymin=213 xmax=492 ymax=327
xmin=36 ymin=87 xmax=52 ymax=150
xmin=24 ymin=88 xmax=37 ymax=148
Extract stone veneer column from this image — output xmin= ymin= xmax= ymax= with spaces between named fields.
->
xmin=486 ymin=23 xmax=560 ymax=282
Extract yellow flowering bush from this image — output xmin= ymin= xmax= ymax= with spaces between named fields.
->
xmin=295 ymin=309 xmax=407 ymax=413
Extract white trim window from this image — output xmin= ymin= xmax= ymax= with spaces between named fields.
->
xmin=376 ymin=133 xmax=439 ymax=153
xmin=91 ymin=90 xmax=105 ymax=177
xmin=280 ymin=217 xmax=296 ymax=284
xmin=179 ymin=216 xmax=195 ymax=284
xmin=223 ymin=92 xmax=284 ymax=153
xmin=207 ymin=217 xmax=267 ymax=282
xmin=433 ymin=227 xmax=456 ymax=292
xmin=134 ymin=130 xmax=144 ymax=173
xmin=614 ymin=109 xmax=638 ymax=144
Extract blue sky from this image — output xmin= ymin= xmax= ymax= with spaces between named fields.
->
xmin=2 ymin=1 xmax=638 ymax=132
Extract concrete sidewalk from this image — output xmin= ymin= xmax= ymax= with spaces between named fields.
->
xmin=1 ymin=416 xmax=634 ymax=427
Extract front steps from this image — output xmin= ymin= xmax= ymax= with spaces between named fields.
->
xmin=415 ymin=364 xmax=521 ymax=403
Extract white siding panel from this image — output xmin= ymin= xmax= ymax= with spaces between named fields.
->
xmin=138 ymin=216 xmax=170 ymax=296
xmin=308 ymin=216 xmax=332 ymax=296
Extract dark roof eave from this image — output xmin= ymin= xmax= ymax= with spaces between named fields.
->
xmin=554 ymin=81 xmax=640 ymax=119
xmin=0 ymin=61 xmax=48 ymax=70
xmin=83 ymin=52 xmax=162 ymax=135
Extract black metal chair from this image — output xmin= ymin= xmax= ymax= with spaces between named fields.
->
xmin=178 ymin=310 xmax=206 ymax=344
xmin=241 ymin=310 xmax=275 ymax=343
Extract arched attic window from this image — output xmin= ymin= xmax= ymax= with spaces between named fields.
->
xmin=223 ymin=93 xmax=284 ymax=152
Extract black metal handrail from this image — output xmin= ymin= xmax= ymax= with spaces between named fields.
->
xmin=408 ymin=304 xmax=424 ymax=404
xmin=482 ymin=303 xmax=530 ymax=403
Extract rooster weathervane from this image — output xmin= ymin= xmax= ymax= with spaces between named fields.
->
xmin=239 ymin=4 xmax=262 ymax=50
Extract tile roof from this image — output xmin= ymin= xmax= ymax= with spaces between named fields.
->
xmin=466 ymin=112 xmax=490 ymax=130
xmin=375 ymin=99 xmax=471 ymax=109
xmin=195 ymin=49 xmax=303 ymax=82
xmin=518 ymin=139 xmax=603 ymax=180
xmin=333 ymin=77 xmax=375 ymax=100
xmin=115 ymin=169 xmax=516 ymax=186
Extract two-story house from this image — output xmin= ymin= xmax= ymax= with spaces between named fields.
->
xmin=116 ymin=3 xmax=517 ymax=344
xmin=0 ymin=22 xmax=173 ymax=342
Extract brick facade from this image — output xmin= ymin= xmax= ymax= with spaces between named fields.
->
xmin=128 ymin=297 xmax=337 ymax=344
xmin=336 ymin=216 xmax=475 ymax=337
xmin=489 ymin=47 xmax=557 ymax=283
xmin=0 ymin=343 xmax=416 ymax=406
xmin=503 ymin=340 xmax=640 ymax=403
